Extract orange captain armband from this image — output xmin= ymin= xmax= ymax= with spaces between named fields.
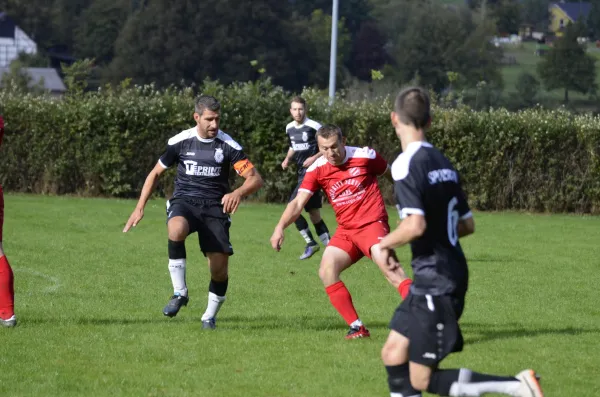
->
xmin=233 ymin=159 xmax=255 ymax=176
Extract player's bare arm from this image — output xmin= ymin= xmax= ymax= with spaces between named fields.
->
xmin=458 ymin=216 xmax=475 ymax=237
xmin=302 ymin=152 xmax=323 ymax=168
xmin=378 ymin=214 xmax=426 ymax=250
xmin=270 ymin=191 xmax=312 ymax=251
xmin=222 ymin=167 xmax=263 ymax=214
xmin=123 ymin=162 xmax=167 ymax=232
xmin=281 ymin=148 xmax=295 ymax=170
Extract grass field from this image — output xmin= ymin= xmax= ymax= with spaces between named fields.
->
xmin=1 ymin=195 xmax=599 ymax=396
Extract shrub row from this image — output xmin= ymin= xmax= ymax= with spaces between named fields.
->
xmin=1 ymin=79 xmax=599 ymax=213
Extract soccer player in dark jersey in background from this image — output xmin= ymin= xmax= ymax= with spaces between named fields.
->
xmin=379 ymin=87 xmax=543 ymax=397
xmin=281 ymin=96 xmax=330 ymax=260
xmin=0 ymin=114 xmax=16 ymax=328
xmin=124 ymin=95 xmax=263 ymax=329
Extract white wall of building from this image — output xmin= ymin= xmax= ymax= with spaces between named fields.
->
xmin=0 ymin=26 xmax=37 ymax=67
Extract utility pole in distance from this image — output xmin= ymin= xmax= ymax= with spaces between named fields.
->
xmin=328 ymin=0 xmax=339 ymax=106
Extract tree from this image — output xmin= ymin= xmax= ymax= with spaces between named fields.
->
xmin=108 ymin=0 xmax=306 ymax=89
xmin=516 ymin=72 xmax=540 ymax=106
xmin=50 ymin=0 xmax=94 ymax=51
xmin=521 ymin=0 xmax=550 ymax=33
xmin=587 ymin=0 xmax=600 ymax=39
xmin=0 ymin=60 xmax=45 ymax=93
xmin=74 ymin=0 xmax=129 ymax=64
xmin=288 ymin=0 xmax=371 ymax=38
xmin=0 ymin=60 xmax=31 ymax=92
xmin=61 ymin=58 xmax=95 ymax=94
xmin=13 ymin=52 xmax=49 ymax=67
xmin=386 ymin=1 xmax=503 ymax=92
xmin=287 ymin=9 xmax=352 ymax=89
xmin=348 ymin=20 xmax=389 ymax=81
xmin=492 ymin=0 xmax=523 ymax=35
xmin=537 ymin=21 xmax=597 ymax=103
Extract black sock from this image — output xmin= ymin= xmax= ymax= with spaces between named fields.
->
xmin=427 ymin=368 xmax=518 ymax=396
xmin=294 ymin=215 xmax=316 ymax=245
xmin=167 ymin=239 xmax=186 ymax=259
xmin=313 ymin=220 xmax=329 ymax=236
xmin=209 ymin=278 xmax=228 ymax=297
xmin=386 ymin=364 xmax=421 ymax=396
xmin=427 ymin=369 xmax=460 ymax=396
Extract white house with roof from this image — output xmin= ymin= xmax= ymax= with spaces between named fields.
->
xmin=0 ymin=12 xmax=66 ymax=95
xmin=0 ymin=12 xmax=37 ymax=67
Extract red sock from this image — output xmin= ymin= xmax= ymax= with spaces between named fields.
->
xmin=0 ymin=255 xmax=14 ymax=319
xmin=325 ymin=281 xmax=359 ymax=326
xmin=398 ymin=279 xmax=412 ymax=300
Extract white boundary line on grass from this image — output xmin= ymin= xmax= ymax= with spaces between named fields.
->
xmin=14 ymin=268 xmax=62 ymax=293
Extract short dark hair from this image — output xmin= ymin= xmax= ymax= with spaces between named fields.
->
xmin=317 ymin=124 xmax=343 ymax=142
xmin=290 ymin=96 xmax=306 ymax=107
xmin=195 ymin=95 xmax=221 ymax=115
xmin=394 ymin=87 xmax=431 ymax=129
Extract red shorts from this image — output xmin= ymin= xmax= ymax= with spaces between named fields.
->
xmin=329 ymin=220 xmax=390 ymax=264
xmin=0 ymin=185 xmax=3 ymax=241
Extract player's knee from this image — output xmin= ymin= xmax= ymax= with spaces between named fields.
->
xmin=167 ymin=217 xmax=188 ymax=240
xmin=167 ymin=228 xmax=186 ymax=241
xmin=381 ymin=340 xmax=403 ymax=365
xmin=318 ymin=262 xmax=337 ymax=284
xmin=381 ymin=342 xmax=394 ymax=364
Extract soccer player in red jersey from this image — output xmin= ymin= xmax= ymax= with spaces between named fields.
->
xmin=270 ymin=124 xmax=412 ymax=339
xmin=0 ymin=114 xmax=16 ymax=327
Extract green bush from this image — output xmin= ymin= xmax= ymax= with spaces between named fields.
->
xmin=1 ymin=80 xmax=600 ymax=213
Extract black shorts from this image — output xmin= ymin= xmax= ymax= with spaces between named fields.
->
xmin=289 ymin=178 xmax=322 ymax=211
xmin=166 ymin=197 xmax=233 ymax=256
xmin=389 ymin=294 xmax=465 ymax=366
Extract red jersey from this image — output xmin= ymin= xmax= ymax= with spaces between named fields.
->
xmin=299 ymin=146 xmax=389 ymax=229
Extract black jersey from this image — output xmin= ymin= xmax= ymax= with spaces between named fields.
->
xmin=392 ymin=141 xmax=472 ymax=296
xmin=285 ymin=118 xmax=321 ymax=177
xmin=159 ymin=128 xmax=252 ymax=201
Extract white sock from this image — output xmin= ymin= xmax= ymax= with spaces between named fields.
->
xmin=201 ymin=292 xmax=226 ymax=321
xmin=350 ymin=319 xmax=363 ymax=328
xmin=168 ymin=258 xmax=187 ymax=296
xmin=299 ymin=229 xmax=313 ymax=244
xmin=318 ymin=232 xmax=330 ymax=245
xmin=391 ymin=393 xmax=421 ymax=397
xmin=449 ymin=379 xmax=521 ymax=396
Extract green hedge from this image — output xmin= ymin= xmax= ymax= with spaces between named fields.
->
xmin=1 ymin=79 xmax=600 ymax=213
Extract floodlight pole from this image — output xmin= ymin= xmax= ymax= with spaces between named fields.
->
xmin=328 ymin=0 xmax=339 ymax=106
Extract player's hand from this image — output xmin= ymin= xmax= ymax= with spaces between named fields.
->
xmin=302 ymin=157 xmax=316 ymax=168
xmin=222 ymin=191 xmax=242 ymax=214
xmin=281 ymin=158 xmax=289 ymax=170
xmin=123 ymin=208 xmax=144 ymax=232
xmin=270 ymin=227 xmax=285 ymax=252
xmin=383 ymin=249 xmax=401 ymax=271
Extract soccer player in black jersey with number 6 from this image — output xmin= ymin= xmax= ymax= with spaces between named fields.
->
xmin=379 ymin=87 xmax=543 ymax=397
xmin=124 ymin=95 xmax=263 ymax=330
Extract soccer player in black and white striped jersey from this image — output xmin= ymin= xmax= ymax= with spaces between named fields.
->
xmin=281 ymin=96 xmax=331 ymax=260
xmin=379 ymin=87 xmax=543 ymax=397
